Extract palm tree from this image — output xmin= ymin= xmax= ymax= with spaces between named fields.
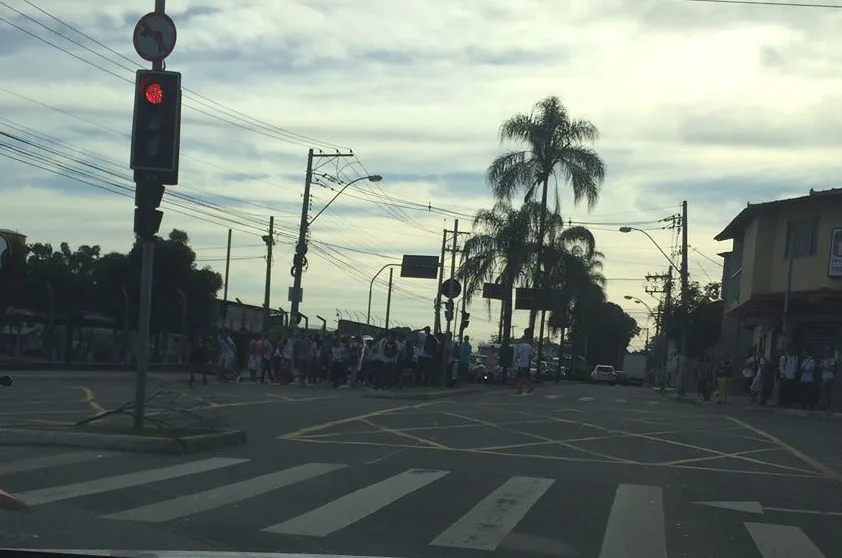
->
xmin=458 ymin=200 xmax=555 ymax=373
xmin=487 ymin=95 xmax=606 ymax=333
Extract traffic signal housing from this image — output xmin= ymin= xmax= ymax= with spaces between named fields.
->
xmin=130 ymin=70 xmax=182 ymax=180
xmin=134 ymin=180 xmax=165 ymax=240
xmin=460 ymin=311 xmax=470 ymax=332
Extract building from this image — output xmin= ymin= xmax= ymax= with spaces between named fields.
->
xmin=715 ymin=187 xmax=842 ymax=358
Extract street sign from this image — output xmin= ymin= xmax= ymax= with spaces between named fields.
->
xmin=482 ymin=282 xmax=508 ymax=300
xmin=515 ymin=288 xmax=563 ymax=311
xmin=440 ymin=278 xmax=462 ymax=299
xmin=400 ymin=255 xmax=438 ymax=279
xmin=133 ymin=12 xmax=177 ymax=62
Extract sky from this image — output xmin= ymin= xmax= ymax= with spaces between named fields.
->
xmin=2 ymin=0 xmax=842 ymax=350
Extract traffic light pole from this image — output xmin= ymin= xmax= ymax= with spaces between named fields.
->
xmin=132 ymin=0 xmax=166 ymax=431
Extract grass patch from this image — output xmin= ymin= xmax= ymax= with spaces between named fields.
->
xmin=2 ymin=424 xmax=218 ymax=438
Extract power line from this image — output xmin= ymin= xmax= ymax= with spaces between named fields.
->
xmin=681 ymin=0 xmax=842 ymax=8
xmin=0 ymin=2 xmax=350 ymax=150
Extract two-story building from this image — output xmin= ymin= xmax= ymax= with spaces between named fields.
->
xmin=715 ymin=187 xmax=842 ymax=359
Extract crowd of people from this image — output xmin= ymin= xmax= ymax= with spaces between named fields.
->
xmin=185 ymin=325 xmax=476 ymax=390
xmin=694 ymin=346 xmax=837 ymax=410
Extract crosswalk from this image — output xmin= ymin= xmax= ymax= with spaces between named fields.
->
xmin=523 ymin=392 xmax=660 ymax=405
xmin=0 ymin=449 xmax=834 ymax=557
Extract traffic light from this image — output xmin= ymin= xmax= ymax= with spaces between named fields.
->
xmin=444 ymin=299 xmax=454 ymax=322
xmin=130 ymin=70 xmax=181 ymax=178
xmin=134 ymin=180 xmax=165 ymax=240
xmin=460 ymin=311 xmax=470 ymax=331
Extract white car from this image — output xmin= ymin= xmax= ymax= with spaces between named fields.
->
xmin=590 ymin=364 xmax=616 ymax=385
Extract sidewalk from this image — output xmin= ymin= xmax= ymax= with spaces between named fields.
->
xmin=658 ymin=388 xmax=842 ymax=420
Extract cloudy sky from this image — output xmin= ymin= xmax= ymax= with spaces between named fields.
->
xmin=1 ymin=0 xmax=840 ymax=349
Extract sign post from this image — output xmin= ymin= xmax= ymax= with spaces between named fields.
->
xmin=131 ymin=0 xmax=178 ymax=431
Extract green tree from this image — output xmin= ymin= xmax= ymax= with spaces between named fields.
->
xmin=487 ymin=95 xmax=606 ymax=332
xmin=661 ymin=281 xmax=723 ymax=358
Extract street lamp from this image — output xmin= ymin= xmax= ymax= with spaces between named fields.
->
xmin=624 ymin=294 xmax=654 ymax=317
xmin=309 ymin=174 xmax=383 ymax=226
xmin=367 ymin=263 xmax=400 ymax=327
xmin=619 ymin=227 xmax=680 ymax=275
xmin=620 ymin=225 xmax=689 ymax=395
xmin=290 ymin=173 xmax=382 ymax=323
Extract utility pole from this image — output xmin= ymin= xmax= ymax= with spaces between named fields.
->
xmin=385 ymin=267 xmax=393 ymax=330
xmin=222 ymin=228 xmax=231 ymax=323
xmin=222 ymin=228 xmax=232 ymax=302
xmin=446 ymin=219 xmax=459 ymax=335
xmin=645 ymin=271 xmax=672 ymax=389
xmin=262 ymin=216 xmax=274 ymax=335
xmin=289 ymin=149 xmax=353 ymax=325
xmin=677 ymin=200 xmax=690 ymax=396
xmin=434 ymin=228 xmax=447 ymax=334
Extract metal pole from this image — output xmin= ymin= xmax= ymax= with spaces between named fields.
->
xmin=290 ymin=149 xmax=313 ymax=323
xmin=385 ymin=267 xmax=393 ymax=330
xmin=434 ymin=228 xmax=447 ymax=334
xmin=263 ymin=216 xmax=274 ymax=334
xmin=458 ymin=286 xmax=467 ymax=342
xmin=222 ymin=228 xmax=231 ymax=303
xmin=133 ymin=236 xmax=153 ymax=430
xmin=133 ymin=0 xmax=166 ymax=430
xmin=442 ymin=219 xmax=458 ymax=386
xmin=446 ymin=219 xmax=458 ymax=334
xmin=367 ymin=264 xmax=396 ymax=325
xmin=782 ymin=231 xmax=794 ymax=349
xmin=678 ymin=200 xmax=689 ymax=396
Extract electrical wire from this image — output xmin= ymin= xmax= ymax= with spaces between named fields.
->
xmin=5 ymin=1 xmax=350 ymax=151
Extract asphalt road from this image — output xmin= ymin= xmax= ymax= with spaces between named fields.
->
xmin=2 ymin=374 xmax=841 ymax=557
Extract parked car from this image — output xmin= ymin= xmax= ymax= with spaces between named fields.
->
xmin=590 ymin=364 xmax=616 ymax=385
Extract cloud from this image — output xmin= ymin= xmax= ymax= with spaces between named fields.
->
xmin=2 ymin=0 xmax=841 ymax=344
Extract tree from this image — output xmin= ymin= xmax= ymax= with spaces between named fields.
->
xmin=458 ymin=200 xmax=542 ymax=365
xmin=487 ymin=95 xmax=606 ymax=332
xmin=576 ymin=300 xmax=639 ymax=369
xmin=661 ymin=281 xmax=724 ymax=358
xmin=1 ymin=229 xmax=224 ymax=360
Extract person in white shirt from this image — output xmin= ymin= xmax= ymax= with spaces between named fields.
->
xmin=799 ymin=351 xmax=817 ymax=410
xmin=819 ymin=348 xmax=837 ymax=411
xmin=516 ymin=328 xmax=534 ymax=395
xmin=778 ymin=348 xmax=798 ymax=407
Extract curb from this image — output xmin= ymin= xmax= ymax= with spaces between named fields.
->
xmin=0 ymin=427 xmax=247 ymax=454
xmin=363 ymin=388 xmax=478 ymax=401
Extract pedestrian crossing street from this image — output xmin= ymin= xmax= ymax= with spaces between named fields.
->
xmin=1 ymin=449 xmax=834 ymax=557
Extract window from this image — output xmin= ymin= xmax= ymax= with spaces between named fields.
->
xmin=784 ymin=218 xmax=818 ymax=258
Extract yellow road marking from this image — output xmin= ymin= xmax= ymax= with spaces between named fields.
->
xmin=518 ymin=410 xmax=818 ymax=474
xmin=726 ymin=415 xmax=842 ymax=481
xmin=78 ymin=386 xmax=105 ymax=414
xmin=298 ymin=418 xmax=559 ymax=439
xmin=659 ymin=447 xmax=783 ymax=466
xmin=437 ymin=410 xmax=640 ymax=464
xmin=280 ymin=401 xmax=440 ymax=440
xmin=359 ymin=418 xmax=449 ymax=449
xmin=288 ymin=437 xmax=825 ymax=478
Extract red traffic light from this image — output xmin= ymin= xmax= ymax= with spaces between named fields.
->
xmin=144 ymin=82 xmax=164 ymax=105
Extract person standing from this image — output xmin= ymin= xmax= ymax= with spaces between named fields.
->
xmin=458 ymin=336 xmax=472 ymax=387
xmin=516 ymin=329 xmax=533 ymax=395
xmin=819 ymin=348 xmax=837 ymax=411
xmin=799 ymin=350 xmax=817 ymax=411
xmin=715 ymin=353 xmax=732 ymax=404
